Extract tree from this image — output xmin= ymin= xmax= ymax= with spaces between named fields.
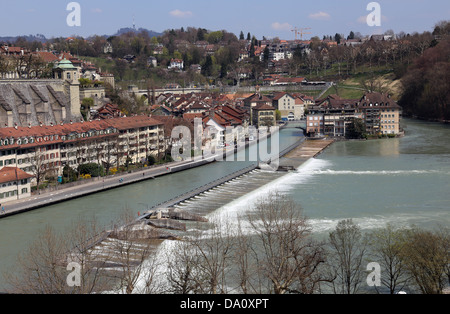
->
xmin=81 ymin=98 xmax=94 ymax=121
xmin=107 ymin=210 xmax=161 ymax=294
xmin=367 ymin=224 xmax=412 ymax=294
xmin=114 ymin=59 xmax=128 ymax=80
xmin=400 ymin=226 xmax=449 ymax=294
xmin=243 ymin=192 xmax=326 ymax=294
xmin=78 ymin=163 xmax=104 ymax=178
xmin=399 ymin=37 xmax=450 ymax=120
xmin=197 ymin=28 xmax=206 ymax=41
xmin=346 ymin=118 xmax=367 ymax=139
xmin=202 ymin=55 xmax=215 ymax=77
xmin=326 ymin=219 xmax=368 ymax=294
xmin=164 ymin=217 xmax=235 ymax=294
xmin=29 ymin=148 xmax=56 ymax=193
xmin=3 ymin=217 xmax=115 ymax=294
xmin=62 ymin=165 xmax=78 ymax=184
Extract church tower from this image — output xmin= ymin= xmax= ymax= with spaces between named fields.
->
xmin=53 ymin=59 xmax=81 ymax=120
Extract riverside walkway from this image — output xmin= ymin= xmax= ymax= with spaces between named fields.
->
xmin=0 ymin=159 xmax=211 ymax=219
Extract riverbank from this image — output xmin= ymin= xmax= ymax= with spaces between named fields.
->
xmin=0 ymin=159 xmax=212 ymax=219
xmin=0 ymin=125 xmax=285 ymax=219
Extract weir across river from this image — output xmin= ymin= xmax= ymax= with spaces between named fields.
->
xmin=140 ymin=138 xmax=335 ymax=220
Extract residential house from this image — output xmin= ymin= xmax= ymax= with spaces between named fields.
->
xmin=0 ymin=45 xmax=27 ymax=56
xmin=252 ymin=104 xmax=276 ymax=128
xmin=357 ymin=92 xmax=402 ymax=135
xmin=168 ymin=59 xmax=184 ymax=71
xmin=103 ymin=42 xmax=113 ymax=54
xmin=34 ymin=51 xmax=59 ymax=65
xmin=272 ymin=77 xmax=306 ymax=86
xmin=123 ymin=55 xmax=136 ymax=63
xmin=307 ymin=95 xmax=362 ymax=137
xmin=0 ymin=167 xmax=33 ymax=202
xmin=92 ymin=103 xmax=122 ymax=120
xmin=152 ymin=105 xmax=173 ymax=116
xmin=189 ymin=64 xmax=201 ymax=74
xmin=272 ymin=92 xmax=306 ymax=121
xmin=243 ymin=93 xmax=273 ymax=126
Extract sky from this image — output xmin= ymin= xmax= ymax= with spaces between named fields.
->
xmin=0 ymin=0 xmax=449 ymax=39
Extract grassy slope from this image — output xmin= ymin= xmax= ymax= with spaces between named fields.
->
xmin=320 ymin=72 xmax=402 ymax=101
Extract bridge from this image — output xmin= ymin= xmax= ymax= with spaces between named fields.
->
xmin=128 ymin=86 xmax=206 ymax=98
xmin=128 ymin=81 xmax=333 ymax=99
xmin=282 ymin=121 xmax=307 ymax=134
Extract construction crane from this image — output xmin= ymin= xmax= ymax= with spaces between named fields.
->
xmin=291 ymin=27 xmax=312 ymax=41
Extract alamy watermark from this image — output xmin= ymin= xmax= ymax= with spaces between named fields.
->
xmin=366 ymin=262 xmax=381 ymax=287
xmin=66 ymin=2 xmax=81 ymax=27
xmin=66 ymin=261 xmax=81 ymax=287
xmin=367 ymin=2 xmax=382 ymax=27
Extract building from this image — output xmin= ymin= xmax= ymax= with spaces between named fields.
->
xmin=272 ymin=92 xmax=306 ymax=121
xmin=306 ymin=92 xmax=402 ymax=137
xmin=252 ymin=104 xmax=276 ymax=128
xmin=358 ymin=92 xmax=402 ymax=135
xmin=306 ymin=114 xmax=325 ymax=137
xmin=168 ymin=59 xmax=184 ymax=71
xmin=243 ymin=93 xmax=273 ymax=126
xmin=0 ymin=59 xmax=82 ymax=128
xmin=0 ymin=116 xmax=165 ymax=187
xmin=307 ymin=95 xmax=362 ymax=137
xmin=0 ymin=167 xmax=33 ymax=202
xmin=0 ymin=45 xmax=27 ymax=56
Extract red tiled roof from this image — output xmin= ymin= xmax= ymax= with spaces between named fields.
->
xmin=253 ymin=104 xmax=275 ymax=110
xmin=0 ymin=167 xmax=34 ymax=184
xmin=0 ymin=46 xmax=24 ymax=54
xmin=0 ymin=116 xmax=163 ymax=149
xmin=183 ymin=113 xmax=204 ymax=121
xmin=35 ymin=51 xmax=59 ymax=63
xmin=103 ymin=116 xmax=163 ymax=130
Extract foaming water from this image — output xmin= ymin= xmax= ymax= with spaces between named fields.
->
xmin=211 ymin=158 xmax=332 ymax=221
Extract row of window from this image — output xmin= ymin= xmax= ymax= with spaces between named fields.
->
xmin=0 ymin=128 xmax=118 ymax=147
xmin=0 ymin=159 xmax=16 ymax=166
xmin=0 ymin=188 xmax=28 ymax=198
xmin=1 ymin=179 xmax=29 ymax=188
xmin=381 ymin=120 xmax=397 ymax=124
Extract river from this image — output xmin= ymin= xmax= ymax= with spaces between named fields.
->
xmin=0 ymin=118 xmax=449 ymax=291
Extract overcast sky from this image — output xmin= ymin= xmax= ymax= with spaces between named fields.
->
xmin=1 ymin=0 xmax=449 ymax=39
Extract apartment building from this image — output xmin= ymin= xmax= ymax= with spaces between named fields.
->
xmin=0 ymin=116 xmax=165 ymax=185
xmin=358 ymin=92 xmax=402 ymax=135
xmin=306 ymin=92 xmax=402 ymax=138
